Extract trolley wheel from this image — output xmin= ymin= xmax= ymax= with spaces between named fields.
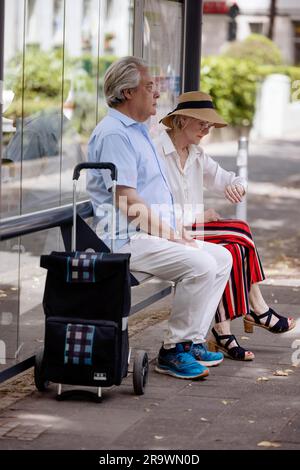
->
xmin=133 ymin=350 xmax=149 ymax=395
xmin=34 ymin=348 xmax=49 ymax=392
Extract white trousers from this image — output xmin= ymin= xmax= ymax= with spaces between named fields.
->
xmin=118 ymin=234 xmax=232 ymax=348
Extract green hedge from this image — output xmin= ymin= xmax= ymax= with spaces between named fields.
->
xmin=201 ymin=57 xmax=258 ymax=126
xmin=201 ymin=56 xmax=300 ymax=126
xmin=4 ymin=47 xmax=116 ymax=135
xmin=201 ymin=35 xmax=300 ymax=126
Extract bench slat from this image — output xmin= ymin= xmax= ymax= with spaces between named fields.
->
xmin=130 ymin=279 xmax=172 ymax=315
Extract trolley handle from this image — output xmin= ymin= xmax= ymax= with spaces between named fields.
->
xmin=73 ymin=162 xmax=118 ymax=182
xmin=72 ymin=162 xmax=117 ymax=253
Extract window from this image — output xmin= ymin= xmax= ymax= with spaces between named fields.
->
xmin=249 ymin=22 xmax=264 ymax=35
xmin=293 ymin=22 xmax=300 ymax=65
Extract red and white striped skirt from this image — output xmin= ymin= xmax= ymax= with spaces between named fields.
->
xmin=192 ymin=219 xmax=265 ymax=323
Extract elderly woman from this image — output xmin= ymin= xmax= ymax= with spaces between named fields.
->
xmin=154 ymin=91 xmax=295 ymax=361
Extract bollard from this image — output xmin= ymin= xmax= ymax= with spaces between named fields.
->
xmin=236 ymin=137 xmax=248 ymax=220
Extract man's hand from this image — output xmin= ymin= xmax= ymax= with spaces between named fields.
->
xmin=204 ymin=208 xmax=221 ymax=222
xmin=225 ymin=184 xmax=245 ymax=203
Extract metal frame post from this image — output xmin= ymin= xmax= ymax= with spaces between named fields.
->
xmin=0 ymin=0 xmax=5 ymax=217
xmin=236 ymin=137 xmax=248 ymax=220
xmin=182 ymin=0 xmax=203 ymax=92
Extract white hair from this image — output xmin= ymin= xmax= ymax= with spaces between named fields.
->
xmin=104 ymin=56 xmax=148 ymax=107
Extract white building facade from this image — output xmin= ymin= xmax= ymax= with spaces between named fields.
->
xmin=202 ymin=0 xmax=300 ymax=64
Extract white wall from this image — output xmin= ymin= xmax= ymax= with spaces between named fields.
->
xmin=238 ymin=0 xmax=300 ymax=15
xmin=251 ymin=73 xmax=300 ymax=139
xmin=273 ymin=16 xmax=294 ymax=64
xmin=203 ymin=7 xmax=298 ymax=65
xmin=236 ymin=15 xmax=269 ymax=41
xmin=202 ymin=14 xmax=228 ymax=56
xmin=236 ymin=14 xmax=294 ymax=64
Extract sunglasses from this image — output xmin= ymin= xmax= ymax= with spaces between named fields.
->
xmin=198 ymin=121 xmax=215 ymax=130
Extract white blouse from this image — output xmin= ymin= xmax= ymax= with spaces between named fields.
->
xmin=154 ymin=130 xmax=247 ymax=226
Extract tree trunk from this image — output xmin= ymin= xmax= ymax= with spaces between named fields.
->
xmin=268 ymin=0 xmax=277 ymax=40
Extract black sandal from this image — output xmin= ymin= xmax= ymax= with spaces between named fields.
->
xmin=208 ymin=327 xmax=254 ymax=361
xmin=244 ymin=308 xmax=296 ymax=334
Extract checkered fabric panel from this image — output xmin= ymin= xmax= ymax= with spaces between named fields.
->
xmin=66 ymin=253 xmax=103 ymax=283
xmin=64 ymin=323 xmax=95 ymax=365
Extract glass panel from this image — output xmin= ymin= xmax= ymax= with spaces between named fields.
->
xmin=1 ymin=0 xmax=135 ymax=218
xmin=2 ymin=0 xmax=25 ymax=218
xmin=60 ymin=0 xmax=97 ymax=204
xmin=3 ymin=0 xmax=65 ymax=216
xmin=99 ymin=0 xmax=133 ymax=58
xmin=1 ymin=0 xmax=135 ymax=370
xmin=61 ymin=0 xmax=134 ymax=204
xmin=96 ymin=0 xmax=134 ymax=141
xmin=143 ymin=0 xmax=183 ymax=137
xmin=0 ymin=0 xmax=26 ymax=370
xmin=0 ymin=228 xmax=63 ymax=369
xmin=0 ymin=238 xmax=20 ymax=370
xmin=18 ymin=228 xmax=61 ymax=363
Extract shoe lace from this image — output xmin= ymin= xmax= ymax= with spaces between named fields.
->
xmin=176 ymin=352 xmax=195 ymax=364
xmin=192 ymin=343 xmax=206 ymax=354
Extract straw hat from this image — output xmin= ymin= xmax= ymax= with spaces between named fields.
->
xmin=160 ymin=91 xmax=227 ymax=128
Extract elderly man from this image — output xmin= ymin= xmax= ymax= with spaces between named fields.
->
xmin=87 ymin=56 xmax=232 ymax=380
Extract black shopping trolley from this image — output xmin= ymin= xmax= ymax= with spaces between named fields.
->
xmin=34 ymin=163 xmax=149 ymax=401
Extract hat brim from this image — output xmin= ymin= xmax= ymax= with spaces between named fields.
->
xmin=161 ymin=108 xmax=227 ymax=128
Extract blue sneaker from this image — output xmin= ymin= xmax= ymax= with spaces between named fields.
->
xmin=190 ymin=343 xmax=224 ymax=367
xmin=155 ymin=343 xmax=209 ymax=380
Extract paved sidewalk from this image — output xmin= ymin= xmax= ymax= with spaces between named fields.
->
xmin=0 ymin=283 xmax=299 ymax=450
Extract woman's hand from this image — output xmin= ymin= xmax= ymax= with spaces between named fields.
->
xmin=225 ymin=184 xmax=245 ymax=204
xmin=204 ymin=208 xmax=221 ymax=222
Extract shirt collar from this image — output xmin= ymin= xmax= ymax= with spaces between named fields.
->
xmin=108 ymin=107 xmax=139 ymax=127
xmin=160 ymin=129 xmax=205 ymax=171
xmin=160 ymin=129 xmax=202 ymax=159
xmin=160 ymin=130 xmax=177 ymax=156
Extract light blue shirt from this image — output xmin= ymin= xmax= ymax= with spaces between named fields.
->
xmin=87 ymin=108 xmax=175 ymax=249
